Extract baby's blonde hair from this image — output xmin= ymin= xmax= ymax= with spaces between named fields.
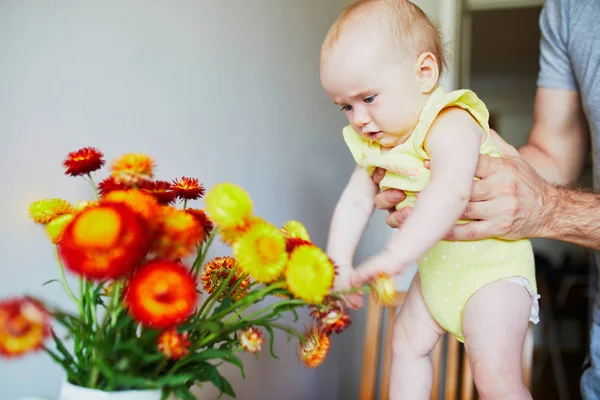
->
xmin=321 ymin=0 xmax=447 ymax=74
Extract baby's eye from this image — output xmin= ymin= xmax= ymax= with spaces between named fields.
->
xmin=363 ymin=95 xmax=376 ymax=104
xmin=341 ymin=105 xmax=352 ymax=112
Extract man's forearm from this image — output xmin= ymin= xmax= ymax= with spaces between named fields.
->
xmin=542 ymin=186 xmax=600 ymax=251
xmin=519 ymin=144 xmax=567 ymax=184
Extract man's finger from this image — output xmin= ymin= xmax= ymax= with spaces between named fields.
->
xmin=372 ymin=167 xmax=386 ymax=185
xmin=374 ymin=189 xmax=406 ymax=210
xmin=488 ymin=129 xmax=520 ymax=157
xmin=469 ymin=177 xmax=498 ymax=202
xmin=445 ymin=221 xmax=492 ymax=241
xmin=461 ymin=198 xmax=502 ymax=220
xmin=473 ymin=154 xmax=501 ymax=180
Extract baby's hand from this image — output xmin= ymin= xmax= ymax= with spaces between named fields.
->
xmin=334 ymin=266 xmax=364 ymax=310
xmin=353 ymin=250 xmax=406 ymax=287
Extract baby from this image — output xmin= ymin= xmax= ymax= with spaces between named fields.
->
xmin=320 ymin=1 xmax=539 ymax=399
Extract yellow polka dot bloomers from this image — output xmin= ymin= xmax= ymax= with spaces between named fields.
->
xmin=343 ymin=87 xmax=540 ymax=342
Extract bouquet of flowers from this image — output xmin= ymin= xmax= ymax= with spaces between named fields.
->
xmin=0 ymin=147 xmax=395 ymax=399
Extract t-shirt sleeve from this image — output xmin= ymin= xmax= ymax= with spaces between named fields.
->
xmin=537 ymin=0 xmax=578 ymax=91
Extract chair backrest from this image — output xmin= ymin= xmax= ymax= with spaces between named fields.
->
xmin=360 ymin=291 xmax=534 ymax=400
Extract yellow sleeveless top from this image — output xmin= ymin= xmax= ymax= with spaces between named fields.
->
xmin=343 ymin=86 xmax=502 ymax=211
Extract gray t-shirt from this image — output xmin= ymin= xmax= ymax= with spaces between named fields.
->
xmin=537 ymin=0 xmax=600 ymax=267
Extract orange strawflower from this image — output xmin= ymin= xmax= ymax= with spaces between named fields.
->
xmin=63 ymin=147 xmax=105 ymax=177
xmin=58 ymin=203 xmax=151 ymax=280
xmin=98 ymin=177 xmax=128 ymax=198
xmin=297 ymin=324 xmax=330 ymax=369
xmin=201 ymin=256 xmax=250 ymax=301
xmin=140 ymin=180 xmax=176 ymax=205
xmin=371 ymin=274 xmax=395 ymax=306
xmin=125 ymin=260 xmax=198 ymax=328
xmin=152 ymin=206 xmax=204 ymax=260
xmin=101 ymin=189 xmax=160 ymax=224
xmin=110 ymin=153 xmax=155 ymax=185
xmin=28 ymin=198 xmax=73 ymax=225
xmin=0 ymin=297 xmax=50 ymax=358
xmin=172 ymin=177 xmax=205 ymax=201
xmin=239 ymin=327 xmax=264 ymax=353
xmin=309 ymin=296 xmax=351 ymax=336
xmin=185 ymin=208 xmax=214 ymax=241
xmin=157 ymin=328 xmax=191 ymax=360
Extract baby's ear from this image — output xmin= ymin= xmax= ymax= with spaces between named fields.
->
xmin=415 ymin=52 xmax=439 ymax=93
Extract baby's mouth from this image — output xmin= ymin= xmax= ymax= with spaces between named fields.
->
xmin=365 ymin=131 xmax=383 ymax=139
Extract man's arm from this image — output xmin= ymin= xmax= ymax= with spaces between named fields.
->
xmin=519 ymin=88 xmax=589 ymax=184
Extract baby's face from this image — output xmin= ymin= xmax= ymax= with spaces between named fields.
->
xmin=321 ymin=37 xmax=426 ymax=148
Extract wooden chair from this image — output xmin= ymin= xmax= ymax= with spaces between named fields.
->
xmin=360 ymin=292 xmax=534 ymax=400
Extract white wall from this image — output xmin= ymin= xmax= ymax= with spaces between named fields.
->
xmin=0 ymin=1 xmax=402 ymax=399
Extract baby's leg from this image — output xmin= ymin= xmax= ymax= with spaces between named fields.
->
xmin=389 ymin=273 xmax=445 ymax=400
xmin=462 ymin=279 xmax=533 ymax=400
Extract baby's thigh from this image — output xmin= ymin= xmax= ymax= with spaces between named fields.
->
xmin=394 ymin=274 xmax=445 ymax=355
xmin=462 ymin=279 xmax=532 ymax=362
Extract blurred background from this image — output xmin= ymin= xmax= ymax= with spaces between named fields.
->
xmin=0 ymin=0 xmax=595 ymax=399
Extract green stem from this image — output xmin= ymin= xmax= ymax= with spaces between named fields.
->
xmin=87 ymin=173 xmax=99 ymax=200
xmin=268 ymin=322 xmax=303 ymax=339
xmin=199 ymin=266 xmax=238 ymax=318
xmin=227 ymin=298 xmax=305 ymax=326
xmin=208 ymin=281 xmax=285 ymax=322
xmin=53 ymin=246 xmax=78 ymax=304
xmin=192 ymin=230 xmax=216 ymax=278
xmin=183 ymin=199 xmax=188 ymax=210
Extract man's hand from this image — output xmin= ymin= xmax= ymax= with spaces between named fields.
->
xmin=372 ymin=130 xmax=556 ymax=240
xmin=372 ymin=168 xmax=410 ymax=228
xmin=447 ymin=134 xmax=554 ymax=240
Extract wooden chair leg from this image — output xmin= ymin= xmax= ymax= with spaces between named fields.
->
xmin=445 ymin=336 xmax=460 ymax=400
xmin=461 ymin=350 xmax=474 ymax=400
xmin=381 ymin=307 xmax=397 ymax=400
xmin=360 ymin=295 xmax=383 ymax=400
xmin=431 ymin=335 xmax=444 ymax=400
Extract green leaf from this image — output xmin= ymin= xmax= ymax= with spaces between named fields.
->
xmin=113 ymin=375 xmax=160 ymax=389
xmin=263 ymin=325 xmax=278 ymax=359
xmin=173 ymin=386 xmax=197 ymax=400
xmin=195 ymin=363 xmax=236 ymax=399
xmin=42 ymin=279 xmax=60 ymax=287
xmin=156 ymin=373 xmax=196 ymax=387
xmin=51 ymin=330 xmax=76 ymax=365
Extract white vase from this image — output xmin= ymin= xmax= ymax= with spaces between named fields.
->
xmin=58 ymin=381 xmax=162 ymax=400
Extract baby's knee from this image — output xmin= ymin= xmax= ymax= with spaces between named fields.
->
xmin=471 ymin=357 xmax=524 ymax=397
xmin=391 ymin=318 xmax=435 ymax=358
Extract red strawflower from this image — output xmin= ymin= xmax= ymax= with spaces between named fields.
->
xmin=63 ymin=147 xmax=105 ymax=177
xmin=172 ymin=177 xmax=205 ymax=200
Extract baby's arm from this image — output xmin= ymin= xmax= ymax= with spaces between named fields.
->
xmin=354 ymin=107 xmax=483 ymax=282
xmin=327 ymin=165 xmax=379 ymax=269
